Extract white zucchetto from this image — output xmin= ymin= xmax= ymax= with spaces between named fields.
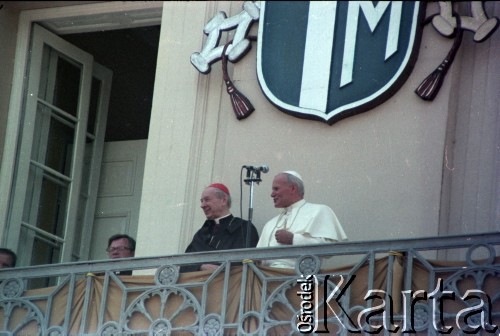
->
xmin=283 ymin=170 xmax=303 ymax=181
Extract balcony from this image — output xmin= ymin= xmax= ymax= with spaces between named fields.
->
xmin=0 ymin=233 xmax=498 ymax=335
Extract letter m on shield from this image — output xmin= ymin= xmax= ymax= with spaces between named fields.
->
xmin=257 ymin=1 xmax=425 ymax=125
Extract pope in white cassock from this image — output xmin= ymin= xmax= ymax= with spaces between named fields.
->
xmin=257 ymin=171 xmax=348 ymax=268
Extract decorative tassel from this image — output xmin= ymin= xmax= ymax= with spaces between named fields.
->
xmin=415 ymin=60 xmax=450 ymax=101
xmin=416 ymin=14 xmax=463 ymax=101
xmin=222 ymin=42 xmax=254 ymax=120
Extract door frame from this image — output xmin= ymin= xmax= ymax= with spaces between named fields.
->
xmin=0 ymin=2 xmax=162 ymax=247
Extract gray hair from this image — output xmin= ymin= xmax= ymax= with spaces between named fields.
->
xmin=213 ymin=188 xmax=232 ymax=208
xmin=284 ymin=172 xmax=305 ymax=197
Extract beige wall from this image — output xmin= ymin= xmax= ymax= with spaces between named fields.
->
xmin=136 ymin=2 xmax=499 ymax=259
xmin=441 ymin=1 xmax=500 ymax=236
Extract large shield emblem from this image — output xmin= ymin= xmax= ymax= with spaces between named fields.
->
xmin=257 ymin=1 xmax=425 ymax=125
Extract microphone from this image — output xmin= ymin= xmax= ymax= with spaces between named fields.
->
xmin=243 ymin=165 xmax=269 ymax=173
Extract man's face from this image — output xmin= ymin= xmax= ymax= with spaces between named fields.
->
xmin=271 ymin=174 xmax=296 ymax=208
xmin=200 ymin=187 xmax=228 ymax=220
xmin=0 ymin=253 xmax=14 ymax=268
xmin=107 ymin=238 xmax=134 ymax=259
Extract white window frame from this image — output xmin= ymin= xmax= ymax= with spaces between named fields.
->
xmin=0 ymin=2 xmax=162 ymax=263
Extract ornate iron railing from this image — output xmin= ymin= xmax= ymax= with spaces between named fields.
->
xmin=0 ymin=233 xmax=499 ymax=335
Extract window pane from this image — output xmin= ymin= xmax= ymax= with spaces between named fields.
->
xmin=39 ymin=46 xmax=82 ymax=117
xmin=31 ymin=234 xmax=61 ymax=265
xmin=87 ymin=77 xmax=102 ymax=135
xmin=72 ymin=194 xmax=88 ymax=262
xmin=72 ymin=138 xmax=96 ymax=261
xmin=22 ymin=165 xmax=69 ymax=238
xmin=80 ymin=139 xmax=94 ymax=196
xmin=32 ymin=102 xmax=76 ymax=176
xmin=19 ymin=227 xmax=61 ymax=288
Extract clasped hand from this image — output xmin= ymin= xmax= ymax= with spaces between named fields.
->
xmin=275 ymin=229 xmax=293 ymax=245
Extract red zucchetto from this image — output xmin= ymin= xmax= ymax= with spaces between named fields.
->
xmin=208 ymin=183 xmax=230 ymax=195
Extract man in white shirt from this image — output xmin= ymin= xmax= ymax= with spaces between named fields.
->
xmin=257 ymin=171 xmax=348 ymax=268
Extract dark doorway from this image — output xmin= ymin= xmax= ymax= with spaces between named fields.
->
xmin=62 ymin=26 xmax=160 ymax=141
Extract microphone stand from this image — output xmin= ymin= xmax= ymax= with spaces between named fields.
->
xmin=244 ymin=168 xmax=262 ymax=248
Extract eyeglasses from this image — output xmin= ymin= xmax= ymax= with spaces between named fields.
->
xmin=106 ymin=246 xmax=131 ymax=253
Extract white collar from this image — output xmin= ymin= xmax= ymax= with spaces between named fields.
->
xmin=284 ymin=199 xmax=306 ymax=213
xmin=214 ymin=213 xmax=231 ymax=224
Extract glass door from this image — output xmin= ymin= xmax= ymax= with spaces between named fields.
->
xmin=7 ymin=24 xmax=111 ymax=269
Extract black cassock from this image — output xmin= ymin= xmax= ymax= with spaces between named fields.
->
xmin=180 ymin=215 xmax=259 ymax=272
